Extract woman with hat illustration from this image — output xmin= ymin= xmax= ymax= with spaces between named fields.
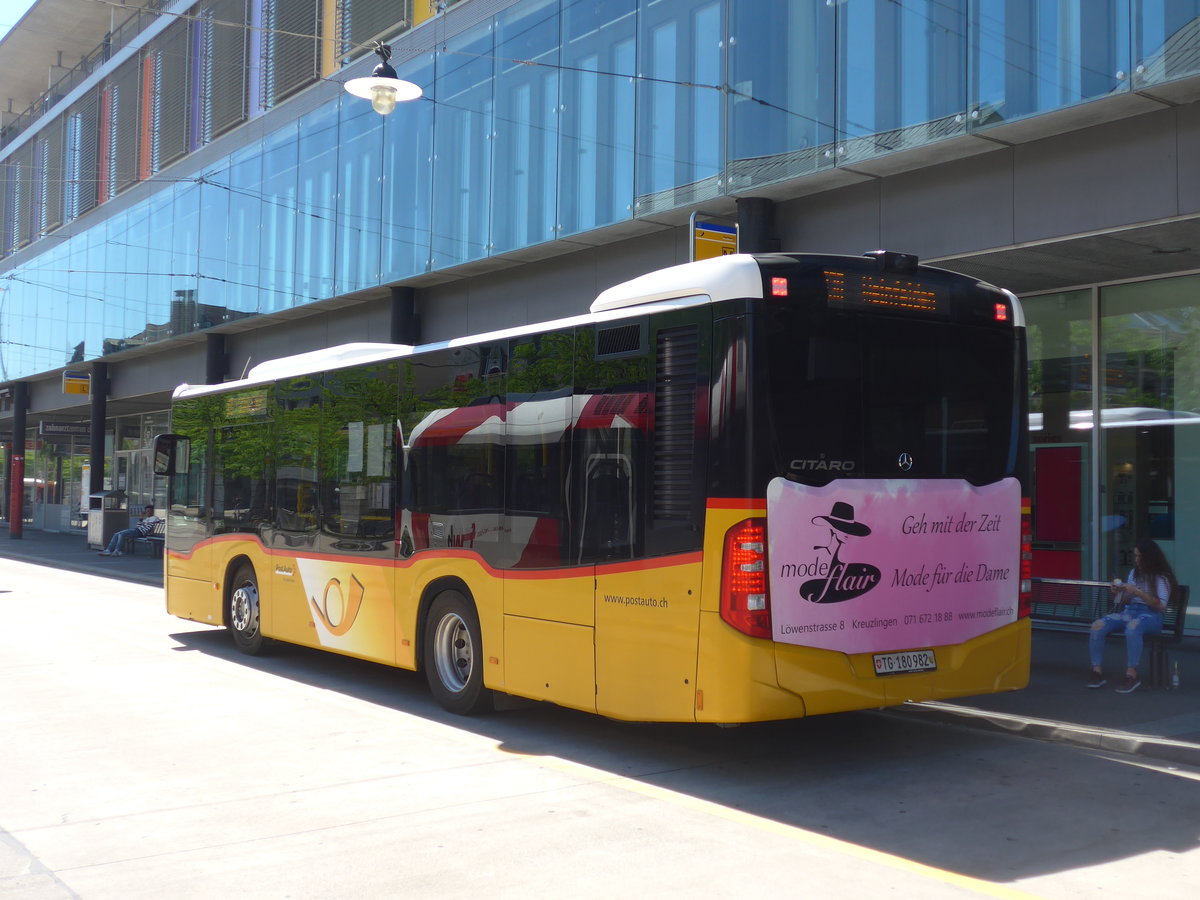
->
xmin=804 ymin=502 xmax=880 ymax=604
xmin=812 ymin=501 xmax=871 ymax=555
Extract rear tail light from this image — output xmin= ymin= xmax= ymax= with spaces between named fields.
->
xmin=720 ymin=518 xmax=771 ymax=639
xmin=1018 ymin=497 xmax=1032 ymax=618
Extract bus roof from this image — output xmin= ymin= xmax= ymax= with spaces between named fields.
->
xmin=590 ymin=254 xmax=764 ymax=312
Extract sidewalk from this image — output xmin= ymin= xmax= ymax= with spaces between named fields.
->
xmin=0 ymin=523 xmax=163 ymax=587
xmin=1 ymin=524 xmax=1197 ymax=765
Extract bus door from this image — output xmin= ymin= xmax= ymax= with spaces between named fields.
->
xmin=164 ymin=427 xmax=216 ymax=623
xmin=590 ymin=313 xmax=710 ymax=721
xmin=501 ymin=333 xmax=597 ymax=712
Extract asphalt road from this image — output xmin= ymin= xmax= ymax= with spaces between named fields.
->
xmin=2 ymin=559 xmax=1198 ymax=899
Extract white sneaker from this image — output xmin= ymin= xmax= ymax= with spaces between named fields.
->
xmin=99 ymin=550 xmax=112 ymax=556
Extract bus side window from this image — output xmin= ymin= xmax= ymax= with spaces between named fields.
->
xmin=273 ymin=376 xmax=321 ymax=534
xmin=571 ymin=325 xmax=649 ymax=563
xmin=322 ymin=363 xmax=399 ymax=541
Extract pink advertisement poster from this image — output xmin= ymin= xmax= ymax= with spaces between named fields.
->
xmin=766 ymin=477 xmax=1021 ymax=655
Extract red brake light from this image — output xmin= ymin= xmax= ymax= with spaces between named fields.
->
xmin=771 ymin=277 xmax=788 ymax=297
xmin=1018 ymin=498 xmax=1032 ymax=618
xmin=994 ymin=302 xmax=1009 ymax=322
xmin=720 ymin=518 xmax=772 ymax=639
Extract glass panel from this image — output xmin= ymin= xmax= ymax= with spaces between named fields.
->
xmin=146 ymin=191 xmax=174 ymax=338
xmin=227 ymin=142 xmax=263 ymax=316
xmin=839 ymin=0 xmax=967 ymax=163
xmin=120 ymin=205 xmax=151 ymax=344
xmin=1100 ymin=276 xmax=1200 ymax=627
xmin=635 ymin=0 xmax=724 ymax=211
xmin=296 ymin=104 xmax=339 ymax=301
xmin=972 ymin=0 xmax=1130 ymax=128
xmin=196 ymin=166 xmax=230 ymax=317
xmin=728 ymin=0 xmax=835 ymax=185
xmin=431 ymin=22 xmax=494 ymax=268
xmin=381 ymin=54 xmax=434 ymax=281
xmin=1024 ymin=289 xmax=1094 ymax=580
xmin=260 ymin=123 xmax=299 ymax=312
xmin=171 ymin=182 xmax=202 ymax=332
xmin=492 ymin=0 xmax=560 ymax=254
xmin=1134 ymin=0 xmax=1200 ymax=86
xmin=336 ymin=96 xmax=384 ymax=294
xmin=558 ymin=0 xmax=635 ymax=236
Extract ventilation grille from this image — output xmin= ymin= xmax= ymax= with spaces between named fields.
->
xmin=653 ymin=326 xmax=699 ymax=521
xmin=596 ymin=322 xmax=643 ymax=358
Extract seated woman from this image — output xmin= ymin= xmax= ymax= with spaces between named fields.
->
xmin=1088 ymin=539 xmax=1176 ymax=694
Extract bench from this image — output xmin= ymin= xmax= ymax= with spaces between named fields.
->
xmin=1032 ymin=577 xmax=1190 ymax=687
xmin=122 ymin=520 xmax=166 ymax=557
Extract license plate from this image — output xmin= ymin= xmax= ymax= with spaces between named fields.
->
xmin=873 ymin=649 xmax=936 ymax=676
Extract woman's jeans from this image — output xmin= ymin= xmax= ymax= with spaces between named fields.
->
xmin=1090 ymin=609 xmax=1163 ymax=671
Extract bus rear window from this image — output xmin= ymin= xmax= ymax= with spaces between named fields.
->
xmin=766 ymin=310 xmax=1020 ymax=485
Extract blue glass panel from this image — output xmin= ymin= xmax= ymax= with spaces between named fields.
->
xmin=381 ymin=54 xmax=434 ymax=282
xmin=492 ymin=0 xmax=560 ymax=254
xmin=337 ymin=96 xmax=384 ymax=294
xmin=1134 ymin=0 xmax=1200 ymax=85
xmin=226 ymin=142 xmax=263 ymax=316
xmin=636 ymin=0 xmax=724 ymax=209
xmin=100 ymin=211 xmax=145 ymax=354
xmin=838 ymin=0 xmax=967 ymax=163
xmin=21 ymin=245 xmax=68 ymax=373
xmin=197 ymin=166 xmax=229 ymax=316
xmin=171 ymin=182 xmax=201 ymax=325
xmin=729 ymin=0 xmax=835 ymax=184
xmin=260 ymin=123 xmax=299 ymax=311
xmin=972 ymin=1 xmax=1130 ymax=127
xmin=558 ymin=0 xmax=636 ymax=236
xmin=145 ymin=191 xmax=175 ymax=340
xmin=296 ymin=104 xmax=339 ymax=301
xmin=432 ymin=22 xmax=494 ymax=268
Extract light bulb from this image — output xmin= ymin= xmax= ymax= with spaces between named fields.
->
xmin=370 ymin=84 xmax=398 ymax=116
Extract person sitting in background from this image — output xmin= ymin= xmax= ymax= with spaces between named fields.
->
xmin=99 ymin=505 xmax=163 ymax=557
xmin=1088 ymin=539 xmax=1176 ymax=694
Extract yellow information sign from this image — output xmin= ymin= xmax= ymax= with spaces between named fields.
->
xmin=62 ymin=372 xmax=90 ymax=396
xmin=692 ymin=219 xmax=738 ymax=261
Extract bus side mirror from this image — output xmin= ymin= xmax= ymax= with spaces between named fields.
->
xmin=152 ymin=433 xmax=190 ymax=476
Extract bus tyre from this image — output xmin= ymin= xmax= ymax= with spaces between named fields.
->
xmin=228 ymin=564 xmax=265 ymax=656
xmin=424 ymin=590 xmax=491 ymax=715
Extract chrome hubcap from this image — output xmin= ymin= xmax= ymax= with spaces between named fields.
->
xmin=432 ymin=612 xmax=472 ymax=693
xmin=231 ymin=582 xmax=259 ymax=635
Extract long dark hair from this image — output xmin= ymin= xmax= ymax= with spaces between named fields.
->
xmin=1134 ymin=539 xmax=1177 ymax=594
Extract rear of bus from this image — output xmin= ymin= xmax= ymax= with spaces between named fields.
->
xmin=699 ymin=252 xmax=1030 ymax=721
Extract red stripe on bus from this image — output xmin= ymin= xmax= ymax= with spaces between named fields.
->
xmin=706 ymin=498 xmax=765 ymax=510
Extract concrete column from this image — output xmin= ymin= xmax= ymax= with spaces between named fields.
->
xmin=8 ymin=382 xmax=27 ymax=538
xmin=89 ymin=363 xmax=108 ymax=496
xmin=391 ymin=286 xmax=420 ymax=346
xmin=736 ymin=197 xmax=778 ymax=253
xmin=206 ymin=333 xmax=228 ymax=384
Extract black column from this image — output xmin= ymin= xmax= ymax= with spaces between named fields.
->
xmin=736 ymin=197 xmax=778 ymax=253
xmin=89 ymin=363 xmax=108 ymax=496
xmin=390 ymin=286 xmax=420 ymax=346
xmin=8 ymin=382 xmax=28 ymax=538
xmin=206 ymin=333 xmax=228 ymax=384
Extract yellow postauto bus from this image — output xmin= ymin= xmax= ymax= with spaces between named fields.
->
xmin=154 ymin=252 xmax=1031 ymax=722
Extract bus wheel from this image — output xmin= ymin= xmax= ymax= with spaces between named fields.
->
xmin=228 ymin=564 xmax=265 ymax=656
xmin=424 ymin=590 xmax=491 ymax=715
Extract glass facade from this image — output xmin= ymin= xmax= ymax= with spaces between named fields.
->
xmin=1026 ymin=275 xmax=1200 ymax=628
xmin=5 ymin=1 xmax=1200 ymax=381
